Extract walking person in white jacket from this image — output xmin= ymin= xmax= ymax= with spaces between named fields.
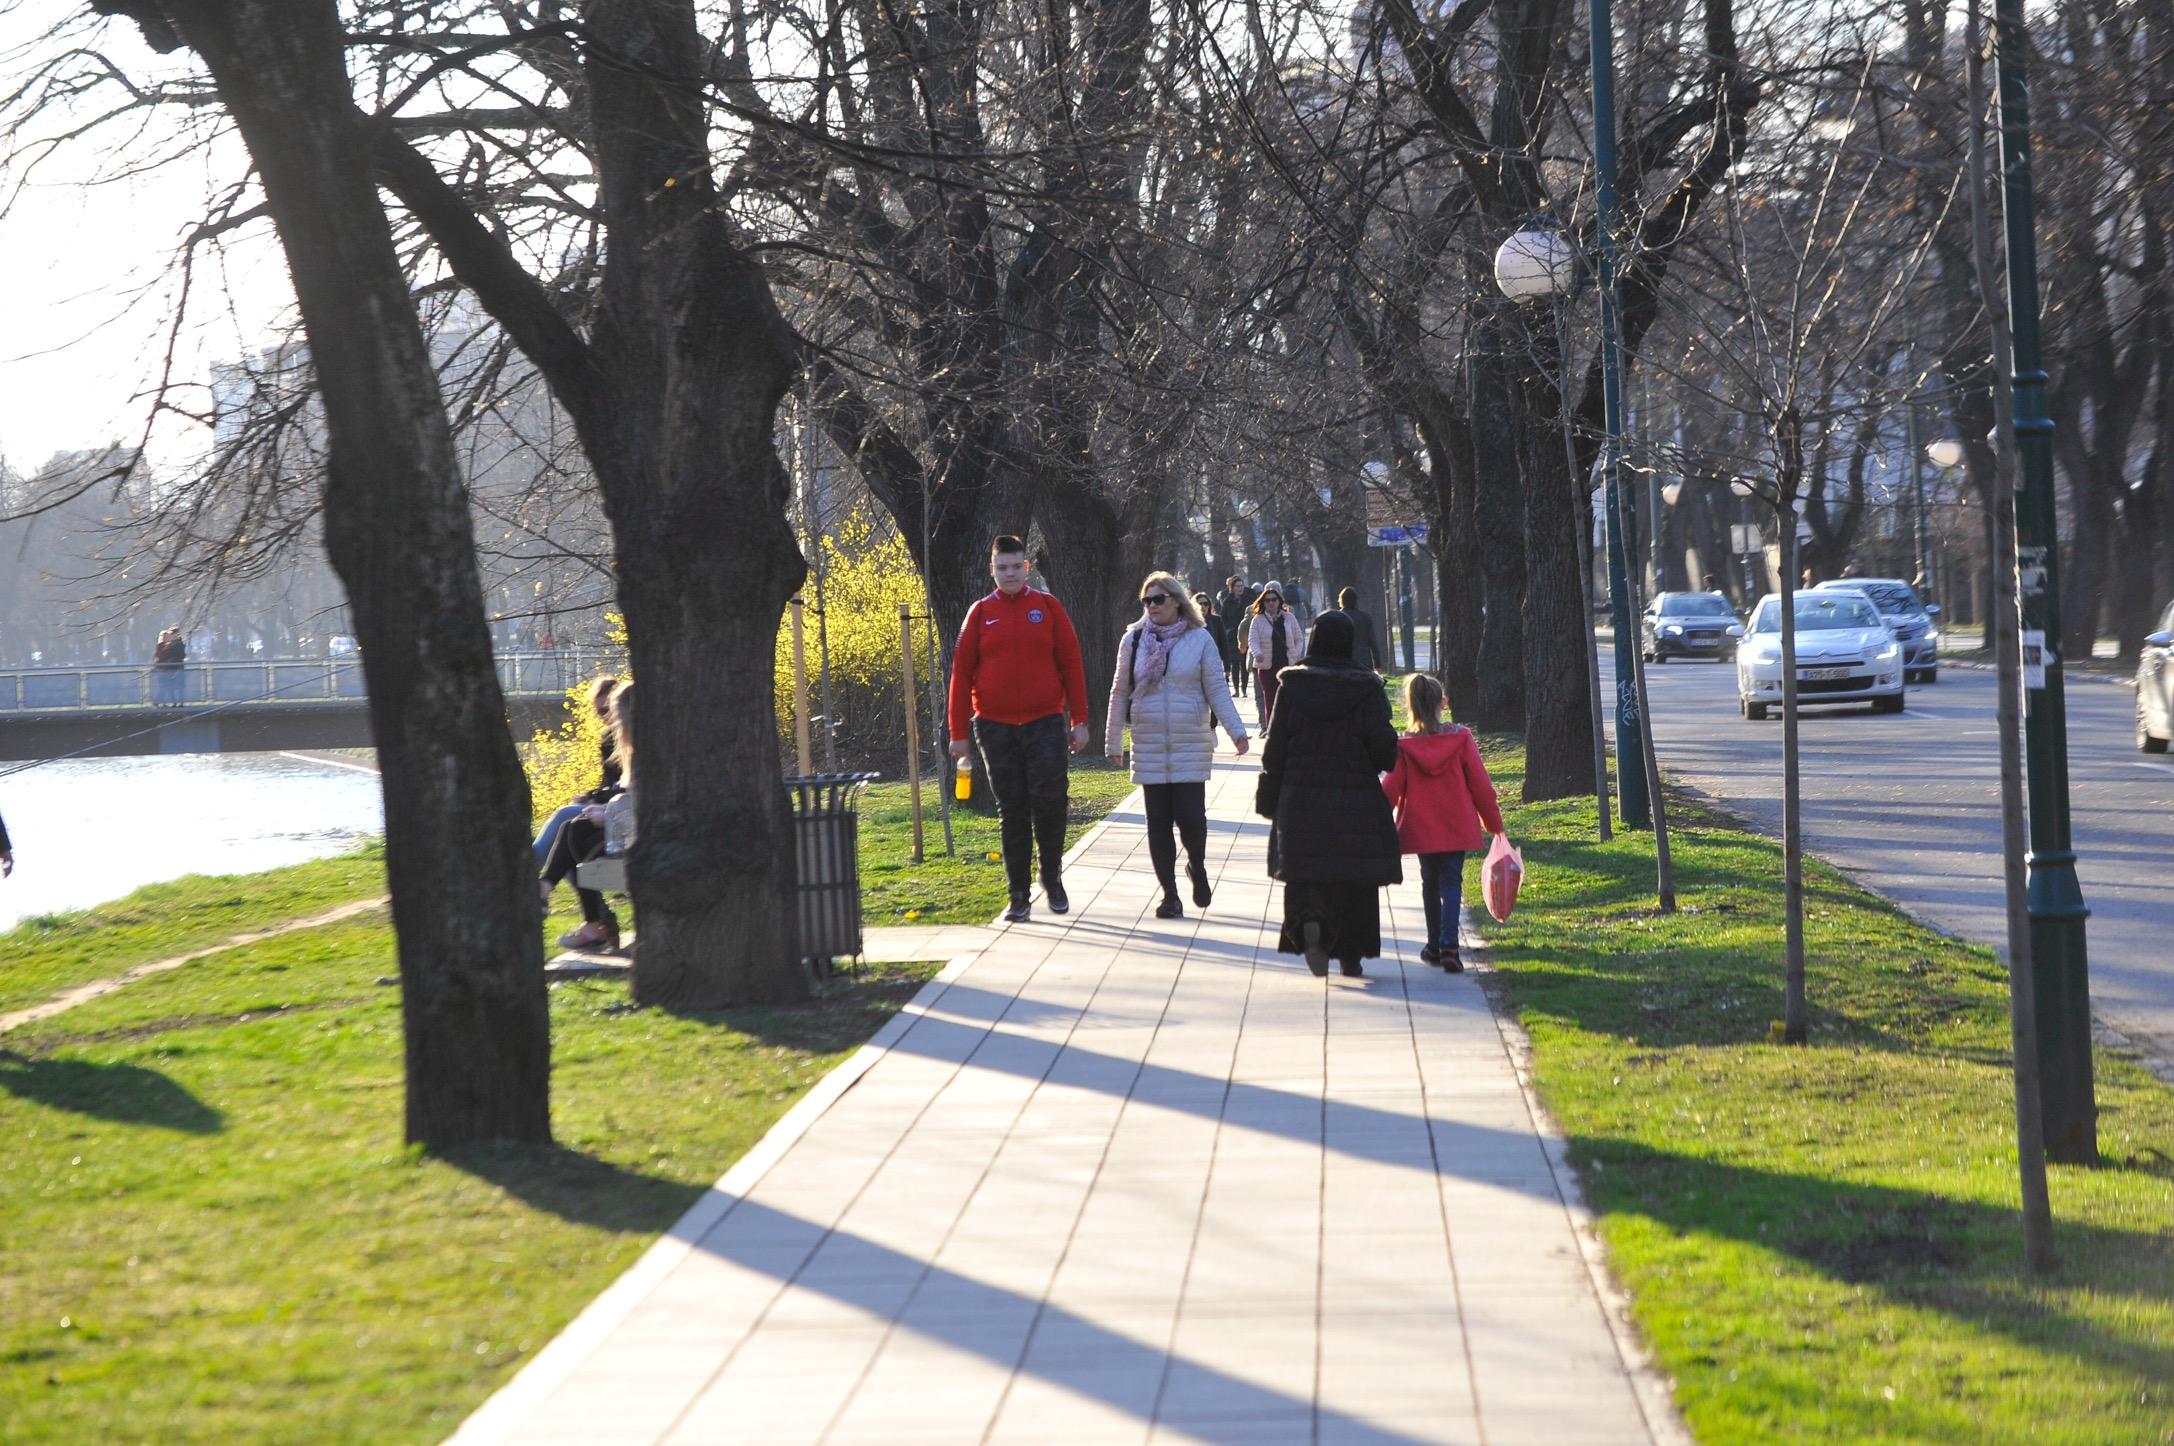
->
xmin=1245 ymin=582 xmax=1306 ymax=732
xmin=1106 ymin=573 xmax=1251 ymax=918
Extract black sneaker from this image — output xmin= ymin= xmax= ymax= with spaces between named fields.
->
xmin=1188 ymin=861 xmax=1211 ymax=909
xmin=1004 ymin=893 xmax=1031 ymax=923
xmin=1419 ymin=944 xmax=1440 ymax=966
xmin=1442 ymin=946 xmax=1464 ymax=973
xmin=1044 ymin=879 xmax=1070 ymax=914
xmin=1155 ymin=896 xmax=1184 ymax=919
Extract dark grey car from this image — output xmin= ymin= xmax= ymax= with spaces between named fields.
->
xmin=1641 ymin=592 xmax=1744 ymax=662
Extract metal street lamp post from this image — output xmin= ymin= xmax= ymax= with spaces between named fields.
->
xmin=1991 ymin=0 xmax=2094 ymax=1162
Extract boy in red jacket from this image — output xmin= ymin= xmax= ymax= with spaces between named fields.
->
xmin=948 ymin=535 xmax=1090 ymax=921
xmin=1381 ymin=674 xmax=1505 ymax=971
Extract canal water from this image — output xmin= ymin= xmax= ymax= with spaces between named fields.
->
xmin=0 ymin=753 xmax=384 ymax=934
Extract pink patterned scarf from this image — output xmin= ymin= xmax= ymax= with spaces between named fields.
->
xmin=1132 ymin=618 xmax=1190 ymax=697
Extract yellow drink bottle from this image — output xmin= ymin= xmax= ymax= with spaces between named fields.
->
xmin=953 ymin=756 xmax=973 ymax=801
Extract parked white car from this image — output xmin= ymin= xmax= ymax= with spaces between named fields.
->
xmin=2139 ymin=599 xmax=2174 ymax=754
xmin=1736 ymin=590 xmax=1906 ymax=720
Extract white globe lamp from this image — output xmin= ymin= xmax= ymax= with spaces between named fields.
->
xmin=1925 ymin=437 xmax=1964 ymax=469
xmin=1728 ymin=478 xmax=1754 ymax=498
xmin=1661 ymin=479 xmax=1684 ymax=506
xmin=1493 ymin=224 xmax=1576 ymax=302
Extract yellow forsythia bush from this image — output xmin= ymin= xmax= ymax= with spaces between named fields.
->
xmin=774 ymin=509 xmax=929 ymax=769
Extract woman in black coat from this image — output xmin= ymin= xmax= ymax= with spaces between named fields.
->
xmin=1255 ymin=611 xmax=1403 ymax=977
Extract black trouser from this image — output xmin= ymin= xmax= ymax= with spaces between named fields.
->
xmin=973 ymin=713 xmax=1070 ymax=898
xmin=1143 ymin=781 xmax=1208 ymax=902
xmin=542 ymin=817 xmax=612 ymax=924
xmin=1224 ymin=647 xmax=1248 ymax=695
xmin=1418 ymin=850 xmax=1467 ymax=951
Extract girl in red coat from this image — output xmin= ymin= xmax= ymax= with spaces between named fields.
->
xmin=1381 ymin=674 xmax=1505 ymax=971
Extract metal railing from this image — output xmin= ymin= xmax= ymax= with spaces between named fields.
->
xmin=0 ymin=649 xmax=621 ymax=716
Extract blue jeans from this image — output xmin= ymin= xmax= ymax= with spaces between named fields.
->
xmin=533 ymin=803 xmax=586 ymax=865
xmin=1417 ymin=851 xmax=1467 ymax=950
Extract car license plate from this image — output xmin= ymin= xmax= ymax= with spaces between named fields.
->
xmin=1800 ymin=666 xmax=1852 ymax=680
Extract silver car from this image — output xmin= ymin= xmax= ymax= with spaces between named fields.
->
xmin=1810 ymin=578 xmax=1941 ymax=684
xmin=2139 ymin=600 xmax=2174 ymax=754
xmin=1736 ymin=590 xmax=1906 ymax=720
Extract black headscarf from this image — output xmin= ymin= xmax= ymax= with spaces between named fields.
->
xmin=1303 ymin=609 xmax=1356 ymax=664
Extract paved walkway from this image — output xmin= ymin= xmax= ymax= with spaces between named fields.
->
xmin=456 ymin=747 xmax=1680 ymax=1445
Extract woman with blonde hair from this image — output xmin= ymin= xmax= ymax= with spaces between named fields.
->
xmin=1107 ymin=572 xmax=1250 ymax=918
xmin=531 ymin=675 xmax=624 ymax=864
xmin=539 ymin=682 xmax=637 ymax=951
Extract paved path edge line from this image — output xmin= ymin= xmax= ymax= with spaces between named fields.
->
xmin=0 ymin=895 xmax=391 ymax=1035
xmin=1469 ymin=914 xmax=1696 ymax=1446
xmin=445 ymin=789 xmax=1141 ymax=1446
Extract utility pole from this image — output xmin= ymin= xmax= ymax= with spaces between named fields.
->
xmin=1990 ymin=0 xmax=2095 ymax=1164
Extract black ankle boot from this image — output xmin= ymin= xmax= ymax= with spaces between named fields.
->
xmin=1044 ymin=877 xmax=1069 ymax=914
xmin=1188 ymin=860 xmax=1211 ymax=908
xmin=1155 ymin=895 xmax=1184 ymax=919
xmin=1005 ymin=892 xmax=1031 ymax=923
xmin=1302 ymin=920 xmax=1329 ymax=977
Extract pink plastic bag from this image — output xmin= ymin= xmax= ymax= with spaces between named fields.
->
xmin=1482 ymin=834 xmax=1524 ymax=923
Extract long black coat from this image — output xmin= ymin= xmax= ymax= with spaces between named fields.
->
xmin=1256 ymin=661 xmax=1402 ymax=885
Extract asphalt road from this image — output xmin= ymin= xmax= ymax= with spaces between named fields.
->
xmin=1596 ymin=648 xmax=2174 ymax=1064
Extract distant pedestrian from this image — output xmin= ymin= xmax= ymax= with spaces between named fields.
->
xmin=1338 ymin=586 xmax=1384 ymax=674
xmin=1381 ymin=674 xmax=1504 ymax=972
xmin=0 ymin=806 xmax=13 ymax=878
xmin=1218 ymin=576 xmax=1252 ymax=696
xmin=1245 ymin=582 xmax=1305 ymax=731
xmin=151 ymin=627 xmax=187 ymax=707
xmin=1255 ymin=611 xmax=1402 ymax=978
xmin=1192 ymin=591 xmax=1230 ymax=669
xmin=1107 ymin=575 xmax=1250 ymax=919
xmin=948 ymin=535 xmax=1090 ymax=922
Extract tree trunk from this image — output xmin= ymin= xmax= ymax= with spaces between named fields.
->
xmin=582 ymin=0 xmax=808 ymax=1008
xmin=1466 ymin=320 xmax=1528 ymax=730
xmin=1417 ymin=409 xmax=1483 ymax=721
xmin=116 ymin=0 xmax=551 ymax=1144
xmin=1519 ymin=364 xmax=1597 ymax=801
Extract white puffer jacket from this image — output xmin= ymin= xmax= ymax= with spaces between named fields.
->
xmin=1105 ymin=624 xmax=1249 ymax=785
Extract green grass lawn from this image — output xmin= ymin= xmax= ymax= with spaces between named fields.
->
xmin=0 ymin=895 xmax=940 ymax=1443
xmin=0 ymin=847 xmax=390 ymax=1018
xmin=1474 ymin=738 xmax=2174 ymax=1442
xmin=852 ymin=757 xmax=1137 ymax=926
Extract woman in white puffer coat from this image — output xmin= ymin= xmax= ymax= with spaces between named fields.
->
xmin=1106 ymin=572 xmax=1251 ymax=918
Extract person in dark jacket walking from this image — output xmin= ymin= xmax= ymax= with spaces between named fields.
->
xmin=1255 ymin=611 xmax=1402 ymax=977
xmin=0 ymin=806 xmax=13 ymax=878
xmin=1216 ymin=577 xmax=1251 ymax=696
xmin=1338 ymin=587 xmax=1385 ymax=674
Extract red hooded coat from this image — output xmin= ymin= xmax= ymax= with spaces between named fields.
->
xmin=1380 ymin=725 xmax=1505 ymax=855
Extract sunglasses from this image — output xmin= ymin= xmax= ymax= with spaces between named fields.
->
xmin=1140 ymin=594 xmax=1172 ymax=607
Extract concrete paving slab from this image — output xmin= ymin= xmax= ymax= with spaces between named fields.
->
xmin=451 ymin=744 xmax=1685 ymax=1445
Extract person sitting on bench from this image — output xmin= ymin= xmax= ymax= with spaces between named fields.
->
xmin=539 ymin=682 xmax=635 ymax=951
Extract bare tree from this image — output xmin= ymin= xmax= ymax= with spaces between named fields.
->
xmin=88 ymin=0 xmax=551 ymax=1145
